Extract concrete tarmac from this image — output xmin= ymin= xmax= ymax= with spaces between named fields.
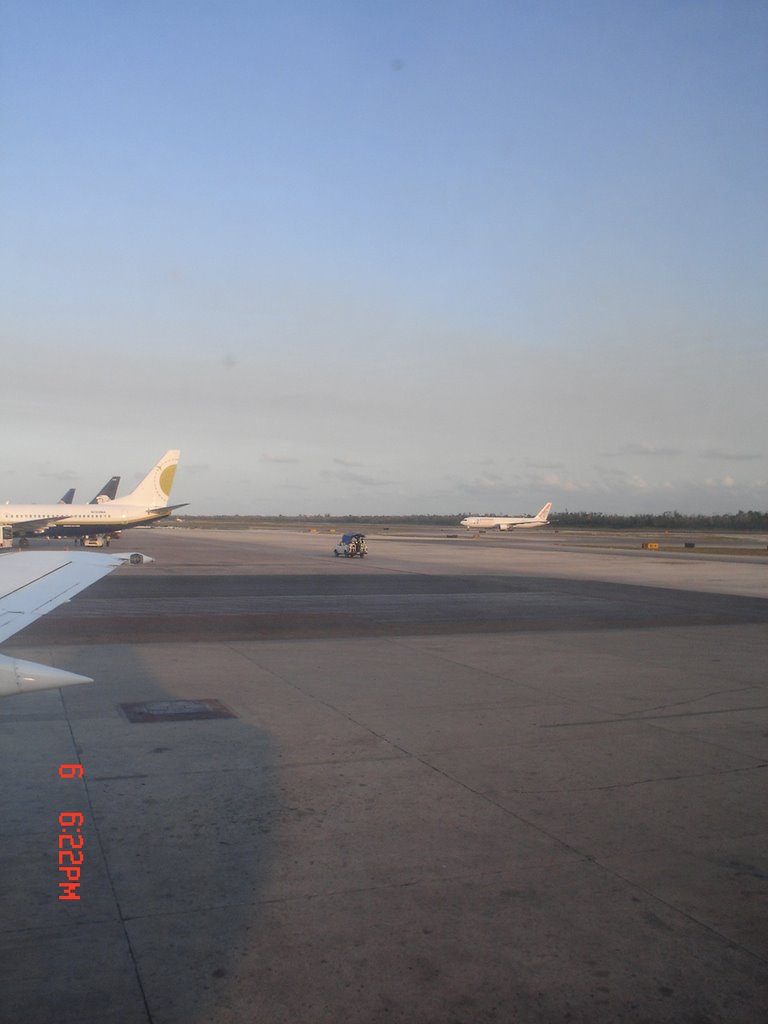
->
xmin=1 ymin=528 xmax=767 ymax=1023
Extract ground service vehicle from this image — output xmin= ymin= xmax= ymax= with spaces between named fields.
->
xmin=333 ymin=533 xmax=367 ymax=558
xmin=82 ymin=535 xmax=109 ymax=548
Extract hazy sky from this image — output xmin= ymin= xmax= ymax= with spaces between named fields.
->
xmin=2 ymin=1 xmax=766 ymax=515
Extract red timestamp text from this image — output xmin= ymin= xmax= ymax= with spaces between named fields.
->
xmin=58 ymin=763 xmax=84 ymax=901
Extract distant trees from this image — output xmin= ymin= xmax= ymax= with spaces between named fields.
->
xmin=549 ymin=510 xmax=768 ymax=531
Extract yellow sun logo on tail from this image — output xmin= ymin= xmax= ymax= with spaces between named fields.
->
xmin=159 ymin=464 xmax=177 ymax=497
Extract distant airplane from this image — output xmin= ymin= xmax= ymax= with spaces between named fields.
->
xmin=2 ymin=450 xmax=185 ymax=541
xmin=0 ymin=549 xmax=152 ymax=696
xmin=55 ymin=476 xmax=119 ymax=507
xmin=461 ymin=502 xmax=553 ymax=531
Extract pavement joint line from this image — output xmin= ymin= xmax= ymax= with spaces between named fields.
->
xmin=359 ymin=661 xmax=767 ymax=725
xmin=473 ymin=762 xmax=768 ymax=795
xmin=418 ymin=758 xmax=768 ymax=969
xmin=124 ymin=855 xmax=730 ymax=928
xmin=62 ymin=694 xmax=155 ymax=1024
xmin=0 ymin=915 xmax=120 ymax=938
xmin=89 ymin=774 xmax=152 ymax=782
xmin=218 ymin=634 xmax=768 ymax=798
xmin=116 ymin=870 xmax=519 ymax=924
xmin=335 ymin=721 xmax=768 ymax=966
xmin=625 ymin=684 xmax=766 ymax=715
xmin=382 ymin=633 xmax=636 ymax=721
xmin=544 ymin=705 xmax=768 ymax=726
xmin=218 ymin=637 xmax=560 ymax=712
xmin=87 ymin=755 xmax=412 ymax=785
xmin=562 ymin=857 xmax=768 ymax=969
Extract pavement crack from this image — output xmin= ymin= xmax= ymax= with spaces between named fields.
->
xmin=62 ymin=705 xmax=155 ymax=1024
xmin=632 ymin=684 xmax=766 ymax=715
xmin=493 ymin=761 xmax=768 ymax=795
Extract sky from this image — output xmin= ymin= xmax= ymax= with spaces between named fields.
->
xmin=1 ymin=0 xmax=766 ymax=516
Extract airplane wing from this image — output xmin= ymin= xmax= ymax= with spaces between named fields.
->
xmin=0 ymin=550 xmax=153 ymax=696
xmin=0 ymin=513 xmax=73 ymax=532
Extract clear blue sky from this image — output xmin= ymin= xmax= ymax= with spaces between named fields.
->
xmin=2 ymin=1 xmax=766 ymax=514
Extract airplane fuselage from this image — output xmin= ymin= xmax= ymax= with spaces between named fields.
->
xmin=460 ymin=516 xmax=550 ymax=530
xmin=1 ymin=503 xmax=172 ymax=536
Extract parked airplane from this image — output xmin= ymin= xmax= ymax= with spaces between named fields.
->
xmin=91 ymin=476 xmax=120 ymax=504
xmin=2 ymin=450 xmax=185 ymax=540
xmin=48 ymin=477 xmax=124 ymax=543
xmin=0 ymin=549 xmax=152 ymax=696
xmin=55 ymin=476 xmax=119 ymax=507
xmin=461 ymin=502 xmax=553 ymax=531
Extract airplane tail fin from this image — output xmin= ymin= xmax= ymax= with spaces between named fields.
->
xmin=120 ymin=450 xmax=180 ymax=509
xmin=535 ymin=502 xmax=553 ymax=522
xmin=91 ymin=476 xmax=120 ymax=504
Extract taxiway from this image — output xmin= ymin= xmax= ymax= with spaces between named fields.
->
xmin=2 ymin=528 xmax=767 ymax=1023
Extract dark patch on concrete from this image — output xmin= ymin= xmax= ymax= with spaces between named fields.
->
xmin=120 ymin=698 xmax=236 ymax=723
xmin=8 ymin=573 xmax=768 ymax=645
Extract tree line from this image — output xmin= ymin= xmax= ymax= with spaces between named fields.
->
xmin=548 ymin=510 xmax=768 ymax=531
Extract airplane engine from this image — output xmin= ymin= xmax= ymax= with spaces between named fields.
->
xmin=499 ymin=524 xmax=510 ymax=531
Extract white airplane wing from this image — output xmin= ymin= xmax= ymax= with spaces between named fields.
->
xmin=0 ymin=550 xmax=152 ymax=696
xmin=1 ymin=513 xmax=72 ymax=532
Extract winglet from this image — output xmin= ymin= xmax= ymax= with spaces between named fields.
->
xmin=0 ymin=654 xmax=93 ymax=697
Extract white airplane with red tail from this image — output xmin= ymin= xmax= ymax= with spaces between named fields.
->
xmin=461 ymin=502 xmax=553 ymax=531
